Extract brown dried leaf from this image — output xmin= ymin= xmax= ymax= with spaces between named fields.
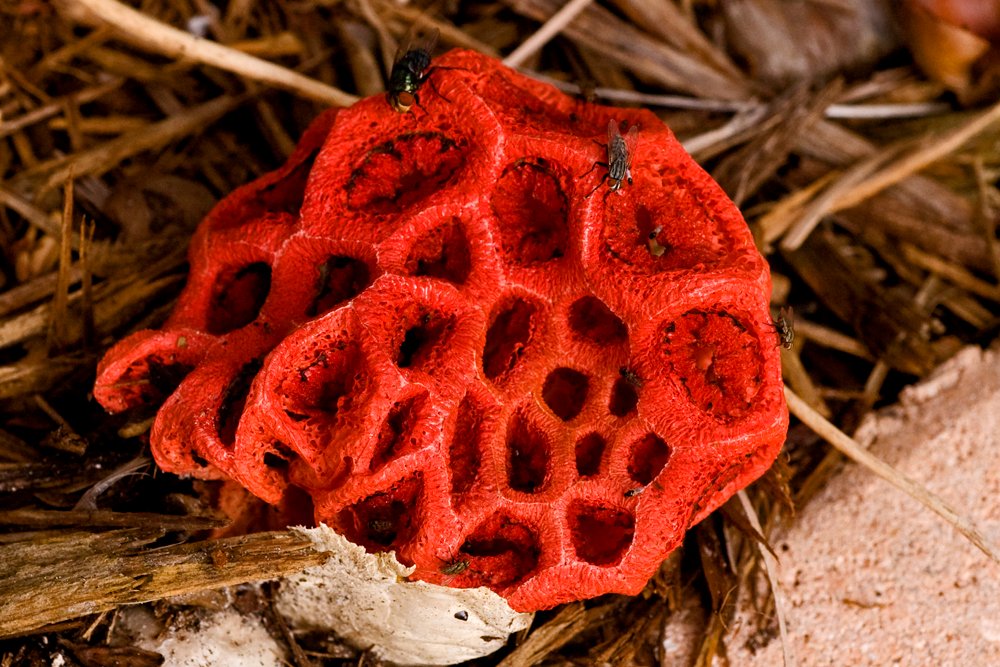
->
xmin=722 ymin=0 xmax=899 ymax=86
xmin=104 ymin=173 xmax=216 ymax=244
xmin=63 ymin=641 xmax=164 ymax=667
xmin=899 ymin=0 xmax=1000 ymax=102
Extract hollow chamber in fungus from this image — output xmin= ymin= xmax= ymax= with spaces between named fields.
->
xmin=94 ymin=50 xmax=788 ymax=613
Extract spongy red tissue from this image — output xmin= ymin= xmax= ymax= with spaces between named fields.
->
xmin=94 ymin=50 xmax=787 ymax=612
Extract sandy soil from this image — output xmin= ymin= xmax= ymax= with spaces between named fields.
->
xmin=725 ymin=346 xmax=1000 ymax=666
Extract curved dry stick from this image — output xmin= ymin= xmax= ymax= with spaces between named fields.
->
xmin=737 ymin=490 xmax=795 ymax=667
xmin=785 ymin=386 xmax=1000 ymax=565
xmin=56 ymin=0 xmax=357 ymax=107
xmin=504 ymin=0 xmax=595 ymax=68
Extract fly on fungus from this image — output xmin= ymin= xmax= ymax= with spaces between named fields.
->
xmin=585 ymin=119 xmax=638 ymax=197
xmin=388 ymin=28 xmax=444 ymax=113
xmin=773 ymin=306 xmax=795 ymax=349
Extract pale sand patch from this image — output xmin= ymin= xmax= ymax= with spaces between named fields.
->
xmin=727 ymin=346 xmax=1000 ymax=666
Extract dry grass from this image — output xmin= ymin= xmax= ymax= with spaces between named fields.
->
xmin=1 ymin=0 xmax=999 ymax=665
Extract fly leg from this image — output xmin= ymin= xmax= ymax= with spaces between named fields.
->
xmin=584 ymin=164 xmax=610 ymax=199
xmin=410 ymin=90 xmax=431 ymax=116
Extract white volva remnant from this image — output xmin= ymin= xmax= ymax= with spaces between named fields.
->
xmin=119 ymin=606 xmax=286 ymax=667
xmin=277 ymin=524 xmax=534 ymax=665
xmin=111 ymin=525 xmax=530 ymax=667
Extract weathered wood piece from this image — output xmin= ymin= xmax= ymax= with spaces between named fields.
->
xmin=0 ymin=528 xmax=329 ymax=638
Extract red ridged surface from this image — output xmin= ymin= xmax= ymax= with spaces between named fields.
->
xmin=94 ymin=50 xmax=787 ymax=612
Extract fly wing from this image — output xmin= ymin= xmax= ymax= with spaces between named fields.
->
xmin=624 ymin=124 xmax=639 ymax=170
xmin=607 ymin=118 xmax=622 ymax=163
xmin=415 ymin=27 xmax=440 ymax=56
xmin=392 ymin=26 xmax=416 ymax=68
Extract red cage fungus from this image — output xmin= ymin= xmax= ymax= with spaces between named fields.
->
xmin=94 ymin=50 xmax=787 ymax=612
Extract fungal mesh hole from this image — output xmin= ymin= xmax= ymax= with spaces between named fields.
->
xmin=491 ymin=159 xmax=568 ymax=265
xmin=542 ymin=367 xmax=589 ymax=421
xmin=664 ymin=310 xmax=763 ymax=419
xmin=505 ymin=410 xmax=551 ymax=494
xmin=308 ymin=256 xmax=370 ymax=316
xmin=257 ymin=147 xmax=320 ymax=216
xmin=395 ymin=305 xmax=456 ymax=375
xmin=460 ymin=514 xmax=540 ymax=588
xmin=570 ymin=504 xmax=635 ymax=566
xmin=217 ymin=359 xmax=263 ymax=447
xmin=208 ymin=262 xmax=271 ymax=335
xmin=283 ymin=339 xmax=367 ymax=422
xmin=406 ymin=217 xmax=472 ymax=285
xmin=568 ymin=296 xmax=627 ymax=345
xmin=636 ymin=205 xmax=672 ymax=257
xmin=609 ymin=377 xmax=639 ymax=417
xmin=575 ymin=432 xmax=605 ymax=477
xmin=336 ymin=475 xmax=422 ymax=553
xmin=483 ymin=297 xmax=537 ymax=381
xmin=135 ymin=357 xmax=194 ymax=405
xmin=346 ymin=132 xmax=465 ymax=213
xmin=263 ymin=441 xmax=297 ymax=483
xmin=369 ymin=391 xmax=428 ymax=471
xmin=449 ymin=392 xmax=483 ymax=497
xmin=628 ymin=433 xmax=670 ymax=485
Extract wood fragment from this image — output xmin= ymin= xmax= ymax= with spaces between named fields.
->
xmin=15 ymin=95 xmax=246 ymax=197
xmin=0 ymin=528 xmax=329 ymax=638
xmin=504 ymin=0 xmax=751 ymax=100
xmin=713 ymin=80 xmax=842 ymax=206
xmin=737 ymin=490 xmax=794 ymax=667
xmin=46 ymin=178 xmax=74 ymax=351
xmin=497 ymin=603 xmax=588 ymax=667
xmin=503 ymin=0 xmax=595 ymax=68
xmin=53 ymin=0 xmax=356 ymax=106
xmin=0 ymin=508 xmax=224 ymax=530
xmin=783 ymin=102 xmax=1000 ymax=251
xmin=783 ymin=231 xmax=940 ymax=376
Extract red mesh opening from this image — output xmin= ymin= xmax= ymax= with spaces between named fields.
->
xmin=336 ymin=475 xmax=423 ymax=554
xmin=483 ymin=296 xmax=539 ymax=382
xmin=491 ymin=159 xmax=569 ymax=265
xmin=346 ymin=132 xmax=465 ymax=213
xmin=541 ymin=367 xmax=589 ymax=421
xmin=663 ymin=310 xmax=764 ymax=419
xmin=207 ymin=262 xmax=271 ymax=335
xmin=627 ymin=433 xmax=670 ymax=485
xmin=449 ymin=391 xmax=484 ymax=498
xmin=570 ymin=504 xmax=635 ymax=566
xmin=505 ymin=409 xmax=551 ymax=494
xmin=608 ymin=376 xmax=639 ymax=418
xmin=405 ymin=217 xmax=472 ymax=285
xmin=461 ymin=514 xmax=541 ymax=588
xmin=392 ymin=302 xmax=458 ymax=377
xmin=568 ymin=296 xmax=627 ymax=345
xmin=602 ymin=189 xmax=729 ymax=274
xmin=279 ymin=340 xmax=368 ymax=424
xmin=307 ymin=256 xmax=371 ymax=317
xmin=575 ymin=432 xmax=605 ymax=477
xmin=217 ymin=359 xmax=263 ymax=447
xmin=369 ymin=390 xmax=429 ymax=471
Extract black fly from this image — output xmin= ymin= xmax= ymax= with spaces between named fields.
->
xmin=440 ymin=559 xmax=470 ymax=575
xmin=585 ymin=119 xmax=638 ymax=198
xmin=387 ymin=28 xmax=446 ymax=113
xmin=619 ymin=366 xmax=643 ymax=388
xmin=772 ymin=306 xmax=795 ymax=349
